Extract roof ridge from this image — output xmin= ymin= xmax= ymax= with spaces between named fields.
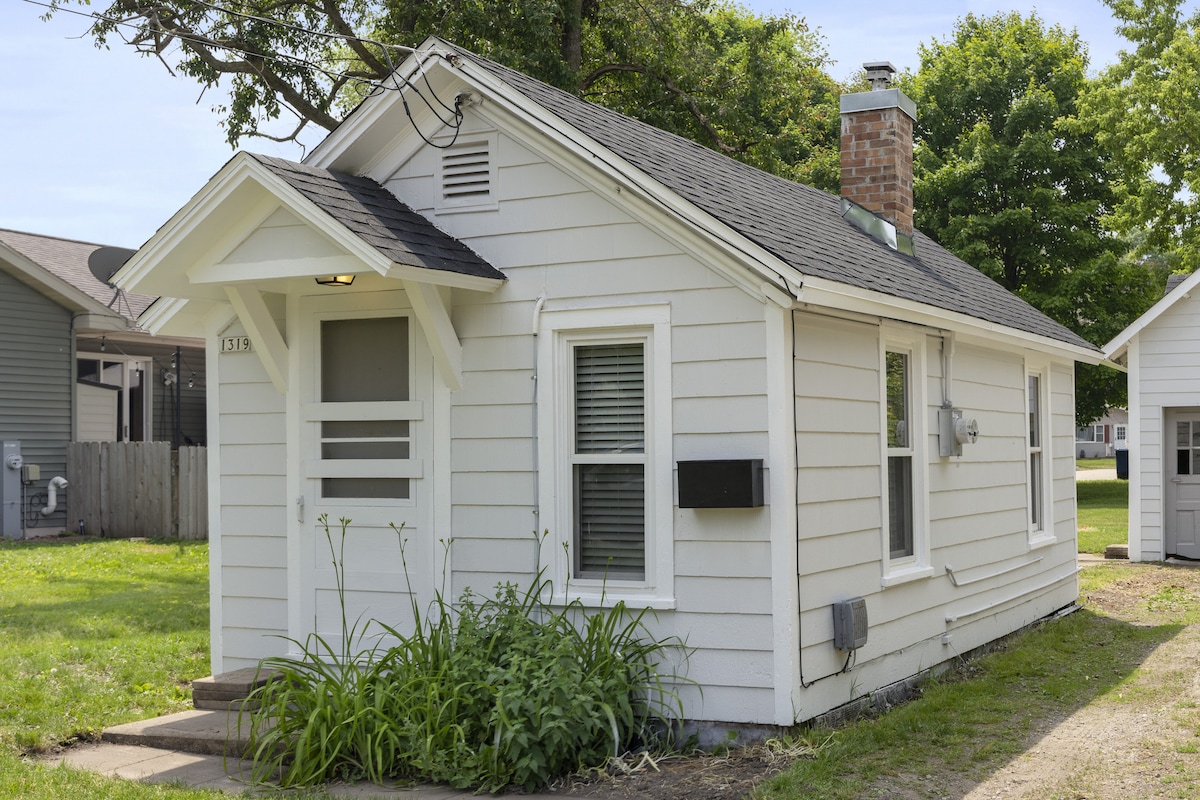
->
xmin=439 ymin=41 xmax=1098 ymax=352
xmin=0 ymin=227 xmax=120 ymax=250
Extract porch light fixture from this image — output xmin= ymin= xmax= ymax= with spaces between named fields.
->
xmin=315 ymin=274 xmax=355 ymax=286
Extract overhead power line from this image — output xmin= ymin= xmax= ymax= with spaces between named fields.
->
xmin=22 ymin=0 xmax=465 ymax=147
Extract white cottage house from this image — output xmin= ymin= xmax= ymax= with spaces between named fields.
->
xmin=1105 ymin=274 xmax=1200 ymax=561
xmin=115 ymin=43 xmax=1101 ymax=733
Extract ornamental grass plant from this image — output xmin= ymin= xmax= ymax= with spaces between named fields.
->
xmin=243 ymin=517 xmax=689 ymax=792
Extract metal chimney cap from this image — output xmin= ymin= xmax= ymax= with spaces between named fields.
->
xmin=864 ymin=61 xmax=897 ymax=90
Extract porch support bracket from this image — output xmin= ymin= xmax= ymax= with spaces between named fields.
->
xmin=225 ymin=285 xmax=289 ymax=394
xmin=403 ymin=280 xmax=463 ymax=392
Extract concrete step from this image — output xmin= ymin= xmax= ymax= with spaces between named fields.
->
xmin=102 ymin=709 xmax=262 ymax=758
xmin=192 ymin=667 xmax=276 ymax=711
xmin=1105 ymin=543 xmax=1130 ymax=560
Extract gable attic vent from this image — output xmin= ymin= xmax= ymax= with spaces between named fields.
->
xmin=439 ymin=139 xmax=494 ymax=208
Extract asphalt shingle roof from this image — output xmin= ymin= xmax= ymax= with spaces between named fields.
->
xmin=249 ymin=154 xmax=504 ymax=282
xmin=448 ymin=44 xmax=1096 ymax=352
xmin=0 ymin=228 xmax=155 ymax=319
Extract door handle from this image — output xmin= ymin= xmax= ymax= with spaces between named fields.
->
xmin=296 ymin=495 xmax=305 ymax=522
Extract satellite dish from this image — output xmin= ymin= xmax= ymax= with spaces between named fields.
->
xmin=87 ymin=246 xmax=136 ymax=285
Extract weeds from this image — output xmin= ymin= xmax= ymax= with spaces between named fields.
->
xmin=243 ymin=517 xmax=689 ymax=792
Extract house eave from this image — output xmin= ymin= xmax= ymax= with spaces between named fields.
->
xmin=0 ymin=240 xmax=132 ymax=323
xmin=116 ymin=152 xmax=503 ymax=337
xmin=796 ymin=276 xmax=1104 ymax=364
xmin=1104 ymin=270 xmax=1200 ymax=362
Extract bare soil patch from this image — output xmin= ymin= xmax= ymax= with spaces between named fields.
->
xmin=554 ymin=743 xmax=798 ymax=799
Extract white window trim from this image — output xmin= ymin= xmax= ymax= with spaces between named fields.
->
xmin=880 ymin=326 xmax=932 ymax=587
xmin=1026 ymin=358 xmax=1055 ymax=548
xmin=536 ymin=303 xmax=674 ymax=608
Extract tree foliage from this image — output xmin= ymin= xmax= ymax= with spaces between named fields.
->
xmin=1083 ymin=0 xmax=1200 ymax=266
xmin=902 ymin=12 xmax=1160 ymax=423
xmin=46 ymin=0 xmax=842 ymax=189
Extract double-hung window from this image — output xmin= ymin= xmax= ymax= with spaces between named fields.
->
xmin=537 ymin=304 xmax=673 ymax=607
xmin=886 ymin=350 xmax=914 ymax=559
xmin=1027 ymin=365 xmax=1053 ymax=545
xmin=572 ymin=342 xmax=646 ymax=579
xmin=881 ymin=329 xmax=931 ymax=585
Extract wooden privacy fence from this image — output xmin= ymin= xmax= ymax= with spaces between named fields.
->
xmin=67 ymin=442 xmax=208 ymax=539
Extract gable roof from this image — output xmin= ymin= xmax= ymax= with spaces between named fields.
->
xmin=439 ymin=43 xmax=1095 ymax=353
xmin=1105 ymin=270 xmax=1200 ymax=363
xmin=248 ymin=154 xmax=503 ymax=281
xmin=0 ymin=228 xmax=155 ymax=321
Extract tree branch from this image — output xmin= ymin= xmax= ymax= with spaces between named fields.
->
xmin=582 ymin=63 xmax=746 ymax=155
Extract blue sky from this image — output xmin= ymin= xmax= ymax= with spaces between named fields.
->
xmin=0 ymin=1 xmax=1148 ymax=248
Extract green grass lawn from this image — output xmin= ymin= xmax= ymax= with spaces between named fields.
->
xmin=1077 ymin=480 xmax=1128 ymax=555
xmin=1077 ymin=457 xmax=1117 ymax=470
xmin=754 ymin=563 xmax=1192 ymax=799
xmin=0 ymin=536 xmax=219 ymax=799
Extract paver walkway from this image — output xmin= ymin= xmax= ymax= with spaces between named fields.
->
xmin=43 ymin=709 xmax=557 ymax=798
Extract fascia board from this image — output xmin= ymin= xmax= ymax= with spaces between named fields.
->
xmin=382 ymin=264 xmax=504 ymax=292
xmin=137 ymin=297 xmax=194 ymax=335
xmin=1103 ymin=270 xmax=1200 ymax=360
xmin=799 ymin=276 xmax=1105 ymax=365
xmin=0 ymin=242 xmax=125 ymax=319
xmin=114 ymin=153 xmax=256 ymax=293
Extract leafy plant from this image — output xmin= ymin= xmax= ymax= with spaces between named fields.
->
xmin=243 ymin=517 xmax=689 ymax=792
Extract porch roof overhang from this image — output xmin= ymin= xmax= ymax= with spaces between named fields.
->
xmin=113 ymin=152 xmax=505 ymax=392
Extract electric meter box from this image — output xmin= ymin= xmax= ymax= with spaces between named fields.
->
xmin=938 ymin=407 xmax=979 ymax=457
xmin=21 ymin=464 xmax=40 ymax=483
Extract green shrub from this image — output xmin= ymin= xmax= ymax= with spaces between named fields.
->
xmin=243 ymin=518 xmax=688 ymax=792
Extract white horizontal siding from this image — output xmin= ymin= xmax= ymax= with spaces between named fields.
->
xmin=0 ymin=270 xmax=73 ymax=528
xmin=383 ymin=126 xmax=777 ymax=724
xmin=793 ymin=316 xmax=1079 ymax=719
xmin=1127 ymin=294 xmax=1200 ymax=560
xmin=215 ymin=320 xmax=288 ymax=672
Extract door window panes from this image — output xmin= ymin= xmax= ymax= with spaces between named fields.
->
xmin=319 ymin=317 xmax=412 ymax=499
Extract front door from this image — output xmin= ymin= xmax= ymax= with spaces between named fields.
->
xmin=297 ymin=290 xmax=434 ymax=649
xmin=1166 ymin=409 xmax=1200 ymax=559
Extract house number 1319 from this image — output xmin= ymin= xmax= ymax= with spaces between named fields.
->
xmin=220 ymin=336 xmax=253 ymax=353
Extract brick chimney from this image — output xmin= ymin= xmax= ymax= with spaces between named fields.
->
xmin=840 ymin=62 xmax=916 ymax=238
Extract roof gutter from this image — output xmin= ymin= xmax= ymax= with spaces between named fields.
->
xmin=798 ymin=275 xmax=1105 ymax=365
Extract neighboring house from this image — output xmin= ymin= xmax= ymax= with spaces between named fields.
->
xmin=114 ymin=45 xmax=1101 ymax=733
xmin=1075 ymin=409 xmax=1128 ymax=459
xmin=0 ymin=229 xmax=206 ymax=537
xmin=1105 ymin=273 xmax=1200 ymax=561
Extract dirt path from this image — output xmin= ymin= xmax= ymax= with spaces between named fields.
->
xmin=955 ymin=567 xmax=1200 ymax=800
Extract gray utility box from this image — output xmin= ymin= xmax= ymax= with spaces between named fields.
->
xmin=832 ymin=596 xmax=868 ymax=651
xmin=2 ymin=441 xmax=22 ymax=538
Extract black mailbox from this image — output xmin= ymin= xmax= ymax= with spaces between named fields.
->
xmin=677 ymin=459 xmax=764 ymax=508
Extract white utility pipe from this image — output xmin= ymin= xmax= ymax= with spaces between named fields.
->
xmin=41 ymin=476 xmax=68 ymax=516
